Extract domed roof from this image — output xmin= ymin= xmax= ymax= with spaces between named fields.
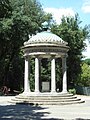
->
xmin=24 ymin=31 xmax=68 ymax=46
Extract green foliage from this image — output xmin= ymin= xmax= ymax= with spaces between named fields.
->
xmin=0 ymin=0 xmax=52 ymax=90
xmin=51 ymin=14 xmax=89 ymax=85
xmin=83 ymin=58 xmax=90 ymax=65
xmin=68 ymin=88 xmax=76 ymax=95
xmin=0 ymin=0 xmax=12 ymax=18
xmin=56 ymin=58 xmax=62 ymax=91
xmin=77 ymin=63 xmax=90 ymax=86
xmin=29 ymin=58 xmax=35 ymax=91
xmin=41 ymin=59 xmax=51 ymax=82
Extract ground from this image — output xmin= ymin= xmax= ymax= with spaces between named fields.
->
xmin=0 ymin=95 xmax=90 ymax=120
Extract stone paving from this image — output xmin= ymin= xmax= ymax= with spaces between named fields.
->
xmin=0 ymin=95 xmax=90 ymax=120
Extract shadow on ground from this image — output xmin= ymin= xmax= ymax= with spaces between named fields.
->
xmin=0 ymin=104 xmax=62 ymax=120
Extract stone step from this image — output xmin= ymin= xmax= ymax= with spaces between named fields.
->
xmin=10 ymin=99 xmax=84 ymax=105
xmin=9 ymin=94 xmax=85 ymax=105
xmin=16 ymin=93 xmax=75 ymax=99
xmin=14 ymin=95 xmax=79 ymax=101
xmin=18 ymin=93 xmax=74 ymax=97
xmin=15 ymin=95 xmax=77 ymax=100
xmin=11 ymin=98 xmax=81 ymax=103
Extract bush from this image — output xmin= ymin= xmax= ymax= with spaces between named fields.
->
xmin=77 ymin=63 xmax=90 ymax=87
xmin=68 ymin=88 xmax=76 ymax=95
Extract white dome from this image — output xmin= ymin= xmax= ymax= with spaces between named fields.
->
xmin=24 ymin=31 xmax=68 ymax=46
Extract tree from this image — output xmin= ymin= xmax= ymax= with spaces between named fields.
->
xmin=0 ymin=0 xmax=13 ymax=87
xmin=0 ymin=0 xmax=52 ymax=90
xmin=0 ymin=0 xmax=12 ymax=18
xmin=51 ymin=14 xmax=89 ymax=86
xmin=83 ymin=58 xmax=90 ymax=65
xmin=77 ymin=63 xmax=90 ymax=86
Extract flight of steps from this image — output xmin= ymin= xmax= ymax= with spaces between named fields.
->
xmin=9 ymin=93 xmax=85 ymax=105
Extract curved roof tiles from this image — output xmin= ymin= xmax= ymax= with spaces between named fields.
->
xmin=24 ymin=31 xmax=68 ymax=46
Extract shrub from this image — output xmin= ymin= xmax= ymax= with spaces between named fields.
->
xmin=68 ymin=88 xmax=76 ymax=95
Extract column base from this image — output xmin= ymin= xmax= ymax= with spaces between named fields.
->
xmin=61 ymin=90 xmax=68 ymax=94
xmin=51 ymin=91 xmax=57 ymax=95
xmin=34 ymin=91 xmax=40 ymax=94
xmin=22 ymin=91 xmax=32 ymax=96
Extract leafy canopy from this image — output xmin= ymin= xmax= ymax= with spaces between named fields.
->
xmin=0 ymin=0 xmax=52 ymax=90
xmin=77 ymin=63 xmax=90 ymax=86
xmin=51 ymin=14 xmax=89 ymax=85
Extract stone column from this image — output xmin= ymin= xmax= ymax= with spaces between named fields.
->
xmin=62 ymin=55 xmax=68 ymax=93
xmin=51 ymin=56 xmax=56 ymax=93
xmin=39 ymin=58 xmax=42 ymax=92
xmin=24 ymin=56 xmax=30 ymax=93
xmin=35 ymin=56 xmax=40 ymax=93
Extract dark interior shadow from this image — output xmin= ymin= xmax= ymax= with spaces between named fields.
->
xmin=0 ymin=104 xmax=63 ymax=120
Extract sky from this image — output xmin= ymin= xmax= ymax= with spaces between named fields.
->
xmin=39 ymin=0 xmax=90 ymax=59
